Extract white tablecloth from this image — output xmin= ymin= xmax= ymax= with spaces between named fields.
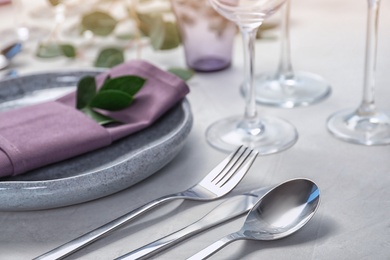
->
xmin=1 ymin=0 xmax=390 ymax=259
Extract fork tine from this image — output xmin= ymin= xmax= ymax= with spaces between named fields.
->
xmin=211 ymin=145 xmax=247 ymax=183
xmin=214 ymin=147 xmax=250 ymax=185
xmin=217 ymin=148 xmax=258 ymax=187
xmin=201 ymin=145 xmax=245 ymax=183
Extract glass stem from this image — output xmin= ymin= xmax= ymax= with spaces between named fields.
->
xmin=358 ymin=0 xmax=380 ymax=116
xmin=276 ymin=0 xmax=294 ymax=79
xmin=239 ymin=24 xmax=265 ymax=135
xmin=241 ymin=25 xmax=259 ymax=121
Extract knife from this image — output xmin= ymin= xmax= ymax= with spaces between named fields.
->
xmin=115 ymin=186 xmax=270 ymax=260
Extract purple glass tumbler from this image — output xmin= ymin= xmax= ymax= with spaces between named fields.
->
xmin=171 ymin=0 xmax=237 ymax=72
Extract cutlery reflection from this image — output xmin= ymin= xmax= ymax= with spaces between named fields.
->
xmin=115 ymin=186 xmax=270 ymax=260
xmin=34 ymin=145 xmax=258 ymax=260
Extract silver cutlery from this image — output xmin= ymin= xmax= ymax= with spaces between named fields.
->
xmin=34 ymin=145 xmax=258 ymax=260
xmin=115 ymin=186 xmax=270 ymax=260
xmin=187 ymin=178 xmax=320 ymax=259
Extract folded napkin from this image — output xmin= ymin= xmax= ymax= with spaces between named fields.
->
xmin=0 ymin=60 xmax=190 ymax=177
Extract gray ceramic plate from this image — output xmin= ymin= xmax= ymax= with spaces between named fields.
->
xmin=0 ymin=70 xmax=193 ymax=211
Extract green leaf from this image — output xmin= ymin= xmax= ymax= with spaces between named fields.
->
xmin=134 ymin=0 xmax=172 ymax=37
xmin=81 ymin=107 xmax=119 ymax=126
xmin=168 ymin=68 xmax=194 ymax=81
xmin=36 ymin=43 xmax=63 ymax=58
xmin=60 ymin=44 xmax=76 ymax=58
xmin=90 ymin=89 xmax=133 ymax=111
xmin=115 ymin=33 xmax=136 ymax=40
xmin=95 ymin=48 xmax=125 ymax=68
xmin=76 ymin=74 xmax=145 ymax=125
xmin=36 ymin=43 xmax=76 ymax=59
xmin=47 ymin=0 xmax=61 ymax=6
xmin=102 ymin=75 xmax=111 ymax=84
xmin=76 ymin=76 xmax=97 ymax=109
xmin=100 ymin=76 xmax=146 ymax=96
xmin=134 ymin=12 xmax=153 ymax=36
xmin=81 ymin=11 xmax=117 ymax=36
xmin=149 ymin=13 xmax=181 ymax=50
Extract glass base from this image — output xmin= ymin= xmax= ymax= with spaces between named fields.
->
xmin=206 ymin=115 xmax=298 ymax=155
xmin=327 ymin=108 xmax=390 ymax=145
xmin=188 ymin=57 xmax=231 ymax=72
xmin=242 ymin=71 xmax=331 ymax=108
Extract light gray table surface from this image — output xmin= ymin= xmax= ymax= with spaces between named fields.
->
xmin=1 ymin=0 xmax=390 ymax=259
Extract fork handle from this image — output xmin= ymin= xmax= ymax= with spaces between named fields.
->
xmin=33 ymin=193 xmax=184 ymax=260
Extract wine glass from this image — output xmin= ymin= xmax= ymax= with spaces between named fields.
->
xmin=243 ymin=0 xmax=331 ymax=108
xmin=206 ymin=0 xmax=298 ymax=154
xmin=327 ymin=0 xmax=390 ymax=145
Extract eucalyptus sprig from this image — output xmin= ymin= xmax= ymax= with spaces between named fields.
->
xmin=36 ymin=43 xmax=77 ymax=58
xmin=94 ymin=47 xmax=125 ymax=68
xmin=76 ymin=75 xmax=146 ymax=125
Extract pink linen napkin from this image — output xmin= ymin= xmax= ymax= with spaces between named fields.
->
xmin=0 ymin=60 xmax=190 ymax=177
xmin=0 ymin=0 xmax=11 ymax=5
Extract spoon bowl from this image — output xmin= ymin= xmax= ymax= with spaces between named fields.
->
xmin=243 ymin=178 xmax=320 ymax=240
xmin=188 ymin=178 xmax=320 ymax=259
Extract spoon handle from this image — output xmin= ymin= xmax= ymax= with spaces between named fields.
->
xmin=186 ymin=232 xmax=243 ymax=260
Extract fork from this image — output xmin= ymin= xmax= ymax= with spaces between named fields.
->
xmin=34 ymin=145 xmax=258 ymax=260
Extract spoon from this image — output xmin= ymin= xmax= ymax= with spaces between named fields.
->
xmin=0 ymin=42 xmax=22 ymax=70
xmin=187 ymin=178 xmax=320 ymax=260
